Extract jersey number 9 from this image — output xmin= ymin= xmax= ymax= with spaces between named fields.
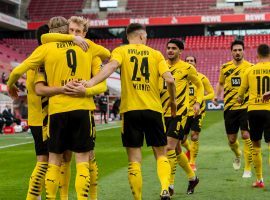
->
xmin=66 ymin=49 xmax=77 ymax=76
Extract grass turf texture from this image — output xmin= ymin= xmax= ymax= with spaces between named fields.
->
xmin=0 ymin=111 xmax=269 ymax=199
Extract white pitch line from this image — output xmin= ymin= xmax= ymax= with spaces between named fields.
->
xmin=0 ymin=141 xmax=33 ymax=149
xmin=0 ymin=125 xmax=121 ymax=150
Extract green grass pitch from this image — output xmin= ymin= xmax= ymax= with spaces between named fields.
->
xmin=0 ymin=111 xmax=269 ymax=199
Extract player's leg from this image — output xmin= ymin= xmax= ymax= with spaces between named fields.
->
xmin=144 ymin=110 xmax=170 ymax=200
xmin=224 ymin=110 xmax=241 ymax=170
xmin=75 ymin=152 xmax=91 ymax=199
xmin=240 ymin=109 xmax=253 ymax=178
xmin=165 ymin=117 xmax=180 ymax=196
xmin=45 ymin=112 xmax=68 ymax=199
xmin=27 ymin=126 xmax=48 ymax=200
xmin=89 ymin=151 xmax=98 ymax=200
xmin=122 ymin=111 xmax=144 ymax=200
xmin=89 ymin=113 xmax=98 ymax=200
xmin=126 ymin=147 xmax=143 ymax=200
xmin=175 ymin=141 xmax=199 ymax=194
xmin=181 ymin=116 xmax=193 ymax=160
xmin=248 ymin=110 xmax=264 ymax=188
xmin=59 ymin=150 xmax=72 ymax=200
xmin=70 ymin=110 xmax=95 ymax=199
xmin=45 ymin=153 xmax=63 ymax=199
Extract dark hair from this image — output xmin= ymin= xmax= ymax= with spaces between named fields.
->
xmin=185 ymin=56 xmax=196 ymax=63
xmin=126 ymin=23 xmax=146 ymax=35
xmin=36 ymin=24 xmax=49 ymax=46
xmin=167 ymin=39 xmax=184 ymax=50
xmin=231 ymin=40 xmax=244 ymax=51
xmin=257 ymin=44 xmax=270 ymax=58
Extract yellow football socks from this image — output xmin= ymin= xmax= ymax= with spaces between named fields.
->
xmin=177 ymin=152 xmax=195 ymax=180
xmin=243 ymin=138 xmax=253 ymax=171
xmin=89 ymin=158 xmax=98 ymax=200
xmin=128 ymin=162 xmax=142 ymax=200
xmin=59 ymin=161 xmax=71 ymax=200
xmin=252 ymin=147 xmax=263 ymax=181
xmin=26 ymin=162 xmax=48 ymax=200
xmin=45 ymin=164 xmax=61 ymax=200
xmin=75 ymin=162 xmax=90 ymax=200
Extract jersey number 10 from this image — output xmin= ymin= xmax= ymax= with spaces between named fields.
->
xmin=256 ymin=76 xmax=270 ymax=95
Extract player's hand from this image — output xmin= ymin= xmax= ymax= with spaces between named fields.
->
xmin=237 ymin=96 xmax=243 ymax=104
xmin=8 ymin=85 xmax=19 ymax=99
xmin=212 ymin=97 xmax=219 ymax=106
xmin=168 ymin=99 xmax=177 ymax=117
xmin=263 ymin=91 xmax=270 ymax=102
xmin=64 ymin=81 xmax=86 ymax=97
xmin=73 ymin=36 xmax=89 ymax=52
xmin=193 ymin=102 xmax=200 ymax=117
xmin=82 ymin=80 xmax=94 ymax=88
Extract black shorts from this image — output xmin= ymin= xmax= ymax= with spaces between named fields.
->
xmin=165 ymin=115 xmax=187 ymax=140
xmin=224 ymin=109 xmax=249 ymax=134
xmin=248 ymin=110 xmax=270 ymax=143
xmin=48 ymin=110 xmax=95 ymax=154
xmin=30 ymin=126 xmax=48 ymax=156
xmin=121 ymin=110 xmax=166 ymax=147
xmin=184 ymin=115 xmax=204 ymax=135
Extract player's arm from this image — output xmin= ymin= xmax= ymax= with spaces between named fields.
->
xmin=89 ymin=40 xmax=111 ymax=61
xmin=162 ymin=71 xmax=176 ymax=117
xmin=34 ymin=68 xmax=64 ymax=97
xmin=237 ymin=69 xmax=249 ymax=103
xmin=41 ymin=33 xmax=89 ymax=51
xmin=84 ymin=47 xmax=120 ymax=87
xmin=213 ymin=68 xmax=224 ymax=105
xmin=7 ymin=46 xmax=45 ymax=98
xmin=64 ymin=57 xmax=107 ymax=97
xmin=85 ymin=57 xmax=107 ymax=96
xmin=188 ymin=67 xmax=204 ymax=116
xmin=202 ymin=76 xmax=215 ymax=101
xmin=157 ymin=51 xmax=176 ymax=117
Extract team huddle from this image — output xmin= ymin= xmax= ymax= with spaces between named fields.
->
xmin=6 ymin=16 xmax=270 ymax=200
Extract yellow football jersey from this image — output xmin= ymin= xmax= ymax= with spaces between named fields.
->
xmin=160 ymin=60 xmax=204 ymax=117
xmin=188 ymin=72 xmax=214 ymax=116
xmin=111 ymin=44 xmax=170 ymax=114
xmin=219 ymin=60 xmax=253 ymax=111
xmin=26 ymin=68 xmax=48 ymax=126
xmin=238 ymin=62 xmax=270 ymax=111
xmin=8 ymin=41 xmax=110 ymax=115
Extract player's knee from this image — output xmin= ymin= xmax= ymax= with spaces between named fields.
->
xmin=241 ymin=131 xmax=250 ymax=139
xmin=191 ymin=135 xmax=199 ymax=141
xmin=191 ymin=132 xmax=199 ymax=141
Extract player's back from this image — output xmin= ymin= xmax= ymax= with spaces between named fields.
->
xmin=42 ymin=41 xmax=94 ymax=115
xmin=112 ymin=44 xmax=169 ymax=114
xmin=246 ymin=62 xmax=270 ymax=111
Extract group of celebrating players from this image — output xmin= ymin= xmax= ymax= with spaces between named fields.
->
xmin=6 ymin=15 xmax=270 ymax=200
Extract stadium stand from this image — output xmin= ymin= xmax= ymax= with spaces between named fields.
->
xmin=244 ymin=0 xmax=270 ymax=13
xmin=1 ymin=34 xmax=263 ymax=85
xmin=107 ymin=0 xmax=234 ymax=18
xmin=27 ymin=0 xmax=85 ymax=21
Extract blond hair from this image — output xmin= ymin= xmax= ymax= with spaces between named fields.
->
xmin=48 ymin=16 xmax=68 ymax=34
xmin=68 ymin=16 xmax=89 ymax=32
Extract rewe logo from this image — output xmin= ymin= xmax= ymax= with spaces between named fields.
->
xmin=90 ymin=20 xmax=109 ymax=27
xmin=130 ymin=18 xmax=149 ymax=24
xmin=245 ymin=14 xmax=265 ymax=21
xmin=201 ymin=16 xmax=221 ymax=23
